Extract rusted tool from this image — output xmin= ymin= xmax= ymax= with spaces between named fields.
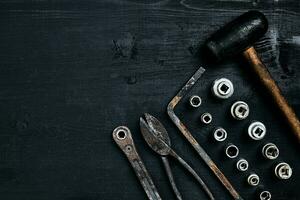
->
xmin=167 ymin=67 xmax=243 ymax=200
xmin=140 ymin=113 xmax=215 ymax=200
xmin=112 ymin=126 xmax=162 ymax=200
xmin=205 ymin=10 xmax=300 ymax=142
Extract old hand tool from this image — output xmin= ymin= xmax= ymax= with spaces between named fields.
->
xmin=112 ymin=126 xmax=162 ymax=200
xmin=140 ymin=113 xmax=215 ymax=200
xmin=167 ymin=67 xmax=243 ymax=200
xmin=205 ymin=10 xmax=300 ymax=142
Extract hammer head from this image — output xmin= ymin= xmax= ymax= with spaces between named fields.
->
xmin=205 ymin=11 xmax=268 ymax=61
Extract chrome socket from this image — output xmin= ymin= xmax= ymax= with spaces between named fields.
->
xmin=230 ymin=101 xmax=249 ymax=120
xmin=247 ymin=173 xmax=260 ymax=186
xmin=259 ymin=190 xmax=272 ymax=200
xmin=212 ymin=78 xmax=234 ymax=99
xmin=274 ymin=162 xmax=292 ymax=180
xmin=225 ymin=144 xmax=239 ymax=158
xmin=115 ymin=128 xmax=128 ymax=140
xmin=189 ymin=95 xmax=202 ymax=108
xmin=213 ymin=127 xmax=227 ymax=142
xmin=201 ymin=112 xmax=212 ymax=124
xmin=262 ymin=143 xmax=279 ymax=160
xmin=236 ymin=159 xmax=249 ymax=172
xmin=248 ymin=121 xmax=266 ymax=140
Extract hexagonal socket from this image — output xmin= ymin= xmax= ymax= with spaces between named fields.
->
xmin=274 ymin=162 xmax=292 ymax=180
xmin=213 ymin=127 xmax=227 ymax=142
xmin=189 ymin=95 xmax=202 ymax=108
xmin=230 ymin=101 xmax=249 ymax=120
xmin=212 ymin=78 xmax=234 ymax=99
xmin=201 ymin=113 xmax=212 ymax=124
xmin=262 ymin=143 xmax=279 ymax=160
xmin=236 ymin=159 xmax=249 ymax=172
xmin=225 ymin=144 xmax=239 ymax=158
xmin=248 ymin=121 xmax=266 ymax=140
xmin=247 ymin=173 xmax=260 ymax=186
xmin=259 ymin=190 xmax=272 ymax=200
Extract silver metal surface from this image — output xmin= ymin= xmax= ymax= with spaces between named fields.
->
xmin=247 ymin=174 xmax=260 ymax=186
xmin=274 ymin=162 xmax=292 ymax=180
xmin=262 ymin=143 xmax=279 ymax=160
xmin=201 ymin=112 xmax=212 ymax=124
xmin=213 ymin=127 xmax=227 ymax=142
xmin=248 ymin=121 xmax=266 ymax=140
xmin=225 ymin=144 xmax=239 ymax=158
xmin=212 ymin=78 xmax=234 ymax=99
xmin=259 ymin=190 xmax=272 ymax=200
xmin=230 ymin=101 xmax=249 ymax=120
xmin=236 ymin=159 xmax=249 ymax=172
xmin=189 ymin=95 xmax=202 ymax=108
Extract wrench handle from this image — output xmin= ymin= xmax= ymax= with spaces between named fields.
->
xmin=113 ymin=126 xmax=162 ymax=200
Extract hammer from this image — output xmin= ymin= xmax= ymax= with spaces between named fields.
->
xmin=205 ymin=11 xmax=300 ymax=142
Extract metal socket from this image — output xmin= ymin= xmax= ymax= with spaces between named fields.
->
xmin=236 ymin=159 xmax=249 ymax=172
xmin=115 ymin=128 xmax=128 ymax=140
xmin=262 ymin=143 xmax=279 ymax=160
xmin=259 ymin=190 xmax=272 ymax=200
xmin=201 ymin=113 xmax=212 ymax=124
xmin=213 ymin=127 xmax=227 ymax=142
xmin=212 ymin=78 xmax=234 ymax=99
xmin=274 ymin=162 xmax=292 ymax=180
xmin=189 ymin=95 xmax=202 ymax=108
xmin=247 ymin=173 xmax=260 ymax=186
xmin=230 ymin=101 xmax=249 ymax=120
xmin=225 ymin=144 xmax=239 ymax=158
xmin=248 ymin=121 xmax=266 ymax=140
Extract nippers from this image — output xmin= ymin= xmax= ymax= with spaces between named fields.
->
xmin=140 ymin=113 xmax=215 ymax=200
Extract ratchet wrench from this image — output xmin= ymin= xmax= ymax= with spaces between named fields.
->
xmin=112 ymin=126 xmax=162 ymax=200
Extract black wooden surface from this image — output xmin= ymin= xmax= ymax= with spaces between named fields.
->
xmin=0 ymin=1 xmax=299 ymax=200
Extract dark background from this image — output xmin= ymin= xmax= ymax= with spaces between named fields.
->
xmin=0 ymin=0 xmax=299 ymax=199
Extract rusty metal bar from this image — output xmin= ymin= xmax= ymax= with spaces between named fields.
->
xmin=167 ymin=67 xmax=243 ymax=200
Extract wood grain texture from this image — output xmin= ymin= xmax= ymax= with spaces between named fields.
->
xmin=0 ymin=0 xmax=299 ymax=199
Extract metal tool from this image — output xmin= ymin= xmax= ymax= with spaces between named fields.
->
xmin=262 ymin=143 xmax=279 ymax=160
xmin=211 ymin=78 xmax=234 ymax=99
xmin=225 ymin=144 xmax=239 ymax=159
xmin=248 ymin=121 xmax=266 ymax=140
xmin=259 ymin=190 xmax=272 ymax=200
xmin=140 ymin=113 xmax=214 ymax=200
xmin=112 ymin=126 xmax=162 ymax=200
xmin=167 ymin=67 xmax=243 ymax=200
xmin=189 ymin=95 xmax=202 ymax=108
xmin=230 ymin=101 xmax=249 ymax=120
xmin=200 ymin=112 xmax=213 ymax=124
xmin=205 ymin=10 xmax=300 ymax=142
xmin=236 ymin=159 xmax=249 ymax=172
xmin=213 ymin=127 xmax=227 ymax=142
xmin=247 ymin=173 xmax=260 ymax=186
xmin=274 ymin=162 xmax=292 ymax=180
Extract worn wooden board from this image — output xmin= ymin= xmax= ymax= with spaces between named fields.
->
xmin=0 ymin=0 xmax=299 ymax=199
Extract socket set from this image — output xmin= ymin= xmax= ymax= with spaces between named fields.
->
xmin=176 ymin=68 xmax=294 ymax=200
xmin=112 ymin=11 xmax=298 ymax=200
xmin=187 ymin=76 xmax=293 ymax=199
